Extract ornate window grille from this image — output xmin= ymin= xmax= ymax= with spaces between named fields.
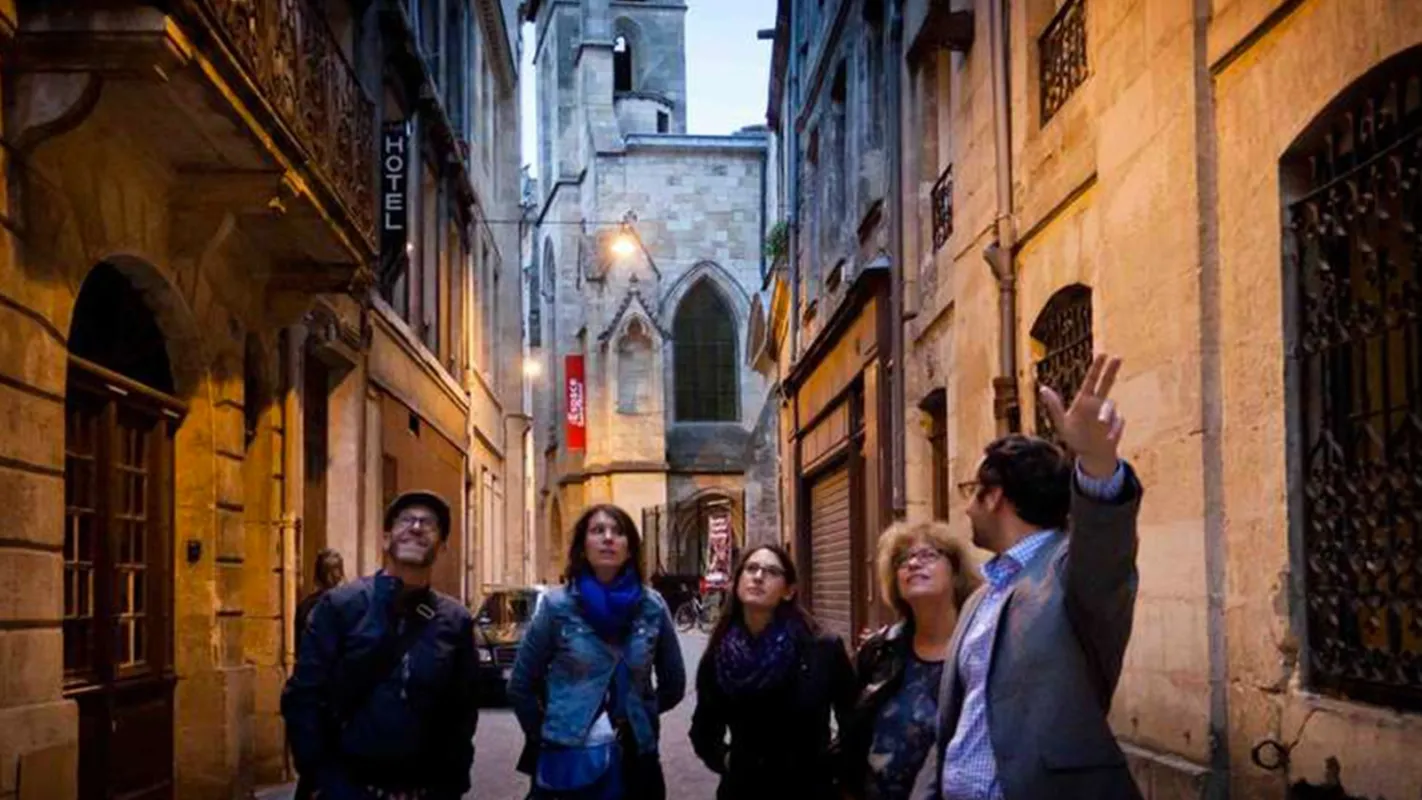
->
xmin=1287 ymin=49 xmax=1422 ymax=711
xmin=1031 ymin=285 xmax=1093 ymax=446
xmin=932 ymin=165 xmax=954 ymax=252
xmin=1039 ymin=0 xmax=1088 ymax=124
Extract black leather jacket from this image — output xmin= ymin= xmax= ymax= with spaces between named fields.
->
xmin=841 ymin=621 xmax=915 ymax=799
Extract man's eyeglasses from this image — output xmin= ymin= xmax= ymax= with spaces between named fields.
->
xmin=395 ymin=514 xmax=440 ymax=533
xmin=744 ymin=563 xmax=786 ymax=580
xmin=895 ymin=547 xmax=947 ymax=570
xmin=956 ymin=479 xmax=985 ymax=500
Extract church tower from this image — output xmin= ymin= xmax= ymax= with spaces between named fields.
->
xmin=525 ymin=0 xmax=776 ymax=586
xmin=531 ymin=0 xmax=689 ymax=186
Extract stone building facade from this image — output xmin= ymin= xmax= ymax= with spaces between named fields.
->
xmin=524 ymin=0 xmax=779 ymax=588
xmin=0 ymin=1 xmax=525 ymax=798
xmin=764 ymin=0 xmax=1422 ymax=796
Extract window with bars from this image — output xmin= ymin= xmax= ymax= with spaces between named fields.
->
xmin=932 ymin=164 xmax=953 ymax=252
xmin=673 ymin=281 xmax=739 ymax=422
xmin=1286 ymin=48 xmax=1422 ymax=711
xmin=1039 ymin=0 xmax=1087 ymax=124
xmin=1031 ymin=284 xmax=1093 ymax=447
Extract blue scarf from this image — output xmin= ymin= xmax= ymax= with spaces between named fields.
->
xmin=575 ymin=568 xmax=643 ymax=726
xmin=575 ymin=567 xmax=644 ymax=641
xmin=716 ymin=613 xmax=801 ymax=694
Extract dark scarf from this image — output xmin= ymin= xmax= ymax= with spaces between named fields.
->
xmin=716 ymin=613 xmax=801 ymax=695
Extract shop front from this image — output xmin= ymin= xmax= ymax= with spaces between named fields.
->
xmin=783 ymin=266 xmax=893 ymax=645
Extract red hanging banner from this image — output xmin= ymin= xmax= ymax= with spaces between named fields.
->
xmin=565 ymin=355 xmax=586 ymax=450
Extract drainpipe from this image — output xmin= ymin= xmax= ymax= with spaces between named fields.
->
xmin=787 ymin=15 xmax=802 ymax=363
xmin=887 ymin=0 xmax=907 ymax=515
xmin=985 ymin=0 xmax=1019 ymax=435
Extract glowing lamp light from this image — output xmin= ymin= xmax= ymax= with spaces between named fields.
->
xmin=522 ymin=358 xmax=543 ymax=378
xmin=611 ymin=232 xmax=637 ymax=257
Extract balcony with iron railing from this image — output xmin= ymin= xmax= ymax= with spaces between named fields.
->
xmin=12 ymin=0 xmax=380 ymax=287
xmin=190 ymin=0 xmax=377 ymax=248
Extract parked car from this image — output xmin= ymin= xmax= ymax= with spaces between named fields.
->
xmin=472 ymin=585 xmax=550 ymax=705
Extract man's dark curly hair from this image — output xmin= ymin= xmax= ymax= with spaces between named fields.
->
xmin=976 ymin=434 xmax=1072 ymax=530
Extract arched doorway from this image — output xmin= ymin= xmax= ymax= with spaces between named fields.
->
xmin=65 ymin=262 xmax=180 ymax=800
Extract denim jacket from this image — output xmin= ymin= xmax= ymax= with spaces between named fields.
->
xmin=507 ymin=583 xmax=685 ymax=765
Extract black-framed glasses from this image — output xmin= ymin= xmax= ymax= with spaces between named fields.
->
xmin=744 ymin=563 xmax=786 ymax=580
xmin=395 ymin=513 xmax=440 ymax=533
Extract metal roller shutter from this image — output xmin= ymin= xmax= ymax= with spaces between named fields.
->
xmin=808 ymin=466 xmax=853 ymax=644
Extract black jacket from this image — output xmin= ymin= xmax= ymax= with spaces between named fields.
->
xmin=689 ymin=625 xmax=856 ymax=800
xmin=841 ymin=621 xmax=915 ymax=799
xmin=281 ymin=573 xmax=479 ymax=798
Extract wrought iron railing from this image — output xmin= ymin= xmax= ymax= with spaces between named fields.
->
xmin=931 ymin=164 xmax=953 ymax=252
xmin=1031 ymin=285 xmax=1093 ymax=447
xmin=1288 ymin=51 xmax=1422 ymax=712
xmin=198 ymin=0 xmax=377 ymax=249
xmin=1039 ymin=0 xmax=1087 ymax=124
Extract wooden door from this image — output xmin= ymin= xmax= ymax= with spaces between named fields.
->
xmin=64 ymin=365 xmax=177 ymax=800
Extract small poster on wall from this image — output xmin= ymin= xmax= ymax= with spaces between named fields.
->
xmin=705 ymin=508 xmax=732 ymax=591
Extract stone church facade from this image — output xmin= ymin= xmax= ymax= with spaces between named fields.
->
xmin=524 ymin=0 xmax=780 ymax=587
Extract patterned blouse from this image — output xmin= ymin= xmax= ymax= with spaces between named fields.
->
xmin=865 ymin=654 xmax=945 ymax=800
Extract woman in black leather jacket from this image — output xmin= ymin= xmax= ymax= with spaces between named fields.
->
xmin=841 ymin=521 xmax=979 ymax=800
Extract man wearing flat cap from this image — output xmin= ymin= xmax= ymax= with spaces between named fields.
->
xmin=283 ymin=490 xmax=480 ymax=799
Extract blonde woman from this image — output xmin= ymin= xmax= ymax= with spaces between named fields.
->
xmin=841 ymin=521 xmax=979 ymax=800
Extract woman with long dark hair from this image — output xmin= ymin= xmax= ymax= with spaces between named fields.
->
xmin=689 ymin=544 xmax=856 ymax=799
xmin=508 ymin=504 xmax=686 ymax=799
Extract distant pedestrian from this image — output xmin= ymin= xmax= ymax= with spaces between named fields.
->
xmin=689 ymin=544 xmax=855 ymax=800
xmin=842 ymin=521 xmax=978 ymax=800
xmin=507 ymin=503 xmax=685 ymax=800
xmin=282 ymin=490 xmax=479 ymax=800
xmin=295 ymin=548 xmax=345 ymax=655
xmin=291 ymin=547 xmax=346 ymax=800
xmin=910 ymin=353 xmax=1144 ymax=800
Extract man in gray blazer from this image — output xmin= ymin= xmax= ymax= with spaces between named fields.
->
xmin=911 ymin=353 xmax=1144 ymax=800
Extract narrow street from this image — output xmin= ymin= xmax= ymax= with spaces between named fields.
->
xmin=260 ymin=632 xmax=717 ymax=800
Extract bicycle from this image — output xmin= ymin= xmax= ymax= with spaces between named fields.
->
xmin=674 ymin=591 xmax=722 ymax=633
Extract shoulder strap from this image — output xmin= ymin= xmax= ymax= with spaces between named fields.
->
xmin=343 ymin=599 xmax=437 ymax=717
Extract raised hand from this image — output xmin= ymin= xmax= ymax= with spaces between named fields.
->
xmin=1038 ymin=354 xmax=1125 ymax=479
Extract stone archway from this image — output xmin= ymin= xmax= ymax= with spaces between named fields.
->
xmin=62 ymin=255 xmax=225 ymax=799
xmin=63 ymin=261 xmax=189 ymax=800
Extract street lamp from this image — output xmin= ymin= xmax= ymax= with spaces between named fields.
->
xmin=610 ymin=227 xmax=637 ymax=257
xmin=522 ymin=357 xmax=543 ymax=378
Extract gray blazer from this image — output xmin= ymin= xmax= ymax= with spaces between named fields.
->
xmin=910 ymin=467 xmax=1145 ymax=800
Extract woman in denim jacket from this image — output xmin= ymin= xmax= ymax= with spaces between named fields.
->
xmin=508 ymin=504 xmax=686 ymax=799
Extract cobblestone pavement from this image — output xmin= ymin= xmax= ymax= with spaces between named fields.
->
xmin=257 ymin=631 xmax=719 ymax=800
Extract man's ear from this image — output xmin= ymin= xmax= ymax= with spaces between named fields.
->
xmin=985 ymin=487 xmax=1006 ymax=514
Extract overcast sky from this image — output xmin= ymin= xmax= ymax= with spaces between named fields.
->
xmin=519 ymin=0 xmax=776 ymax=175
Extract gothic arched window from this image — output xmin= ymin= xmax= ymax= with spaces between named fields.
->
xmin=1031 ymin=284 xmax=1093 ymax=446
xmin=614 ymin=35 xmax=633 ymax=93
xmin=674 ymin=281 xmax=738 ymax=422
xmin=1287 ymin=46 xmax=1422 ymax=711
